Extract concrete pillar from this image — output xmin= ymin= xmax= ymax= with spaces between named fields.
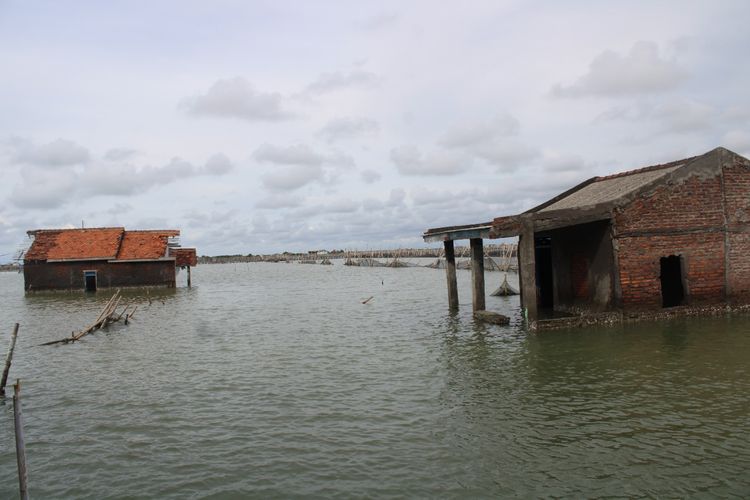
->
xmin=519 ymin=218 xmax=537 ymax=322
xmin=470 ymin=238 xmax=485 ymax=312
xmin=444 ymin=240 xmax=459 ymax=311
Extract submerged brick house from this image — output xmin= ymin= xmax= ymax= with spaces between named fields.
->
xmin=23 ymin=227 xmax=197 ymax=291
xmin=424 ymin=147 xmax=750 ymax=327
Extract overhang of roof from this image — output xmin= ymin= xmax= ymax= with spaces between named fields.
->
xmin=422 ymin=222 xmax=493 ymax=243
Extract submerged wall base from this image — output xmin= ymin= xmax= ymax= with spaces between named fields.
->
xmin=532 ymin=303 xmax=750 ymax=330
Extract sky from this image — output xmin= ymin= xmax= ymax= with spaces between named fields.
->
xmin=1 ymin=0 xmax=749 ymax=261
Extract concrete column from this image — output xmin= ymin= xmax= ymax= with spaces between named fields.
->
xmin=470 ymin=238 xmax=485 ymax=312
xmin=519 ymin=218 xmax=537 ymax=322
xmin=444 ymin=240 xmax=459 ymax=311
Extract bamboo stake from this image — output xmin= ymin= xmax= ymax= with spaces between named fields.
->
xmin=1 ymin=323 xmax=20 ymax=397
xmin=14 ymin=380 xmax=29 ymax=500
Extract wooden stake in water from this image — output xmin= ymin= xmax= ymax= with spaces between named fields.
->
xmin=1 ymin=323 xmax=20 ymax=397
xmin=14 ymin=380 xmax=29 ymax=500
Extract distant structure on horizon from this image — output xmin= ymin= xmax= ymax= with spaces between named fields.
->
xmin=424 ymin=147 xmax=750 ymax=329
xmin=22 ymin=227 xmax=197 ymax=291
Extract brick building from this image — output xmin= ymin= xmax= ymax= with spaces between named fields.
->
xmin=424 ymin=147 xmax=750 ymax=327
xmin=23 ymin=227 xmax=197 ymax=291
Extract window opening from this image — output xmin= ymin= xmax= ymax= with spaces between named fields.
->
xmin=84 ymin=270 xmax=97 ymax=292
xmin=660 ymin=255 xmax=684 ymax=307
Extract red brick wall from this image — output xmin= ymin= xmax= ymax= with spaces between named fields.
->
xmin=723 ymin=158 xmax=750 ymax=299
xmin=615 ymin=174 xmax=724 ymax=234
xmin=617 ymin=233 xmax=725 ymax=309
xmin=614 ymin=170 xmax=726 ymax=310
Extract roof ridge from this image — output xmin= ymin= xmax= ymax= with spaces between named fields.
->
xmin=595 ymin=155 xmax=699 ymax=181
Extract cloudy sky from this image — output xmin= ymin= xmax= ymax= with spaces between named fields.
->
xmin=1 ymin=0 xmax=749 ymax=261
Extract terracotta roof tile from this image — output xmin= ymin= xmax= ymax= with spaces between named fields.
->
xmin=116 ymin=231 xmax=174 ymax=260
xmin=26 ymin=228 xmax=124 ymax=261
xmin=25 ymin=227 xmax=184 ymax=262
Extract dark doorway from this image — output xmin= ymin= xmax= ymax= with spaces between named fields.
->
xmin=84 ymin=271 xmax=97 ymax=292
xmin=535 ymin=237 xmax=554 ymax=309
xmin=660 ymin=256 xmax=684 ymax=307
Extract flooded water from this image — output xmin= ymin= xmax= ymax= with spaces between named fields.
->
xmin=1 ymin=261 xmax=749 ymax=498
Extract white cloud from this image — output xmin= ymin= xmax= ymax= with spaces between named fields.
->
xmin=317 ymin=117 xmax=379 ymax=143
xmin=596 ymin=98 xmax=716 ymax=135
xmin=360 ymin=169 xmax=381 ymax=184
xmin=360 ymin=12 xmax=398 ymax=30
xmin=390 ymin=145 xmax=471 ymax=176
xmin=7 ymin=150 xmax=233 ymax=209
xmin=436 ymin=114 xmax=539 ymax=170
xmin=9 ymin=137 xmax=89 ymax=167
xmin=104 ymin=148 xmax=138 ymax=161
xmin=9 ymin=167 xmax=77 ymax=208
xmin=472 ymin=141 xmax=540 ymax=170
xmin=253 ymin=143 xmax=323 ymax=166
xmin=202 ymin=153 xmax=233 ymax=175
xmin=306 ymin=70 xmax=379 ymax=94
xmin=439 ymin=114 xmax=519 ymax=148
xmin=261 ymin=164 xmax=324 ymax=191
xmin=722 ymin=130 xmax=750 ymax=155
xmin=256 ymin=193 xmax=304 ymax=209
xmin=181 ymin=77 xmax=291 ymax=121
xmin=552 ymin=41 xmax=686 ymax=98
xmin=254 ymin=143 xmax=355 ymax=191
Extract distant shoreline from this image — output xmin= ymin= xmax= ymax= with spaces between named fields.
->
xmin=199 ymin=243 xmax=518 ymax=265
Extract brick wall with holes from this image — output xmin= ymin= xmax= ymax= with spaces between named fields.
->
xmin=614 ymin=171 xmax=726 ymax=310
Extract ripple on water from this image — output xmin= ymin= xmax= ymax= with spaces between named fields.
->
xmin=0 ymin=264 xmax=749 ymax=498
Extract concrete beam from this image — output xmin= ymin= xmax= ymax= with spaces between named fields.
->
xmin=519 ymin=217 xmax=537 ymax=322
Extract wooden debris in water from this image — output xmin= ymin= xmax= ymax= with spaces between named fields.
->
xmin=40 ymin=290 xmax=136 ymax=346
xmin=361 ymin=296 xmax=374 ymax=304
xmin=13 ymin=379 xmax=28 ymax=500
xmin=1 ymin=323 xmax=20 ymax=397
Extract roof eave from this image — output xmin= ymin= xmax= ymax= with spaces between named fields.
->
xmin=422 ymin=223 xmax=493 ymax=242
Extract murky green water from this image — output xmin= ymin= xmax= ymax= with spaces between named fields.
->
xmin=1 ymin=262 xmax=749 ymax=498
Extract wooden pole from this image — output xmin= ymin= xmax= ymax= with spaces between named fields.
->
xmin=14 ymin=380 xmax=29 ymax=500
xmin=470 ymin=238 xmax=485 ymax=312
xmin=1 ymin=323 xmax=20 ymax=397
xmin=187 ymin=266 xmax=192 ymax=288
xmin=444 ymin=240 xmax=459 ymax=311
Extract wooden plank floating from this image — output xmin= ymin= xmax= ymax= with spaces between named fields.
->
xmin=1 ymin=323 xmax=20 ymax=396
xmin=40 ymin=290 xmax=137 ymax=346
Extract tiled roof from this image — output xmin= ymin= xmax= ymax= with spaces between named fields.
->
xmin=25 ymin=228 xmax=124 ymax=261
xmin=116 ymin=231 xmax=175 ymax=260
xmin=25 ymin=227 xmax=186 ymax=262
xmin=535 ymin=156 xmax=697 ymax=213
